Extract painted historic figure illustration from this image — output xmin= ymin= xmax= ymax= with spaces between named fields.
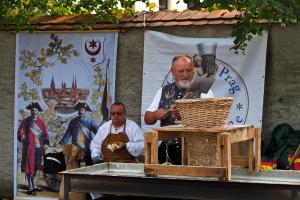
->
xmin=16 ymin=33 xmax=117 ymax=198
xmin=17 ymin=101 xmax=49 ymax=195
xmin=59 ymin=101 xmax=99 ymax=166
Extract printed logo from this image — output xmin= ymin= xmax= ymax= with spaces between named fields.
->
xmin=213 ymin=59 xmax=249 ymax=125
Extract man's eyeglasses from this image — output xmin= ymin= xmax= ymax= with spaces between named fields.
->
xmin=110 ymin=112 xmax=124 ymax=116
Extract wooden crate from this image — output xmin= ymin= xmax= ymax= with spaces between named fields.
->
xmin=144 ymin=125 xmax=261 ymax=180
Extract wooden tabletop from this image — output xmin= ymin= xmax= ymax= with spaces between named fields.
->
xmin=153 ymin=124 xmax=254 ymax=133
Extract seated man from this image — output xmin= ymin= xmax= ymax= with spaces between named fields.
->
xmin=90 ymin=102 xmax=144 ymax=163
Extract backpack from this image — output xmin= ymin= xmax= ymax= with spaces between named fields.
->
xmin=261 ymin=123 xmax=300 ymax=169
xmin=43 ymin=147 xmax=66 ymax=174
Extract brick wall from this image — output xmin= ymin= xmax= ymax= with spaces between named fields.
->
xmin=0 ymin=31 xmax=15 ymax=198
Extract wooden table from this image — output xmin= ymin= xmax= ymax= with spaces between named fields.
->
xmin=144 ymin=125 xmax=261 ymax=180
xmin=61 ymin=162 xmax=300 ymax=200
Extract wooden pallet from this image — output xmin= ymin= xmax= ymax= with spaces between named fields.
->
xmin=144 ymin=125 xmax=261 ymax=180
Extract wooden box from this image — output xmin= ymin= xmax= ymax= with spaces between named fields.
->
xmin=144 ymin=125 xmax=261 ymax=180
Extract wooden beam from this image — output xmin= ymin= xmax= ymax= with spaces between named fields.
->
xmin=255 ymin=128 xmax=261 ymax=172
xmin=223 ymin=134 xmax=231 ymax=180
xmin=232 ymin=156 xmax=248 ymax=167
xmin=144 ymin=132 xmax=152 ymax=165
xmin=182 ymin=137 xmax=190 ymax=165
xmin=151 ymin=131 xmax=158 ymax=164
xmin=144 ymin=164 xmax=226 ymax=177
xmin=229 ymin=127 xmax=255 ymax=143
xmin=248 ymin=138 xmax=254 ymax=172
xmin=153 ymin=125 xmax=253 ymax=133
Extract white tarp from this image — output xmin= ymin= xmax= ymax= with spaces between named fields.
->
xmin=141 ymin=30 xmax=268 ymax=132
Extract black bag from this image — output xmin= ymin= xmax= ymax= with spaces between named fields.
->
xmin=43 ymin=147 xmax=66 ymax=174
xmin=261 ymin=123 xmax=300 ymax=169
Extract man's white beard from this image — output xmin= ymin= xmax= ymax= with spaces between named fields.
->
xmin=176 ymin=79 xmax=192 ymax=90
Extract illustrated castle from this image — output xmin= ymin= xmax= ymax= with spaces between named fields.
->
xmin=42 ymin=76 xmax=89 ymax=113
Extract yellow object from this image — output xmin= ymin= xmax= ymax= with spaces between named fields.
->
xmin=260 ymin=161 xmax=276 ymax=170
xmin=294 ymin=157 xmax=300 ymax=163
xmin=112 ymin=143 xmax=119 ymax=149
xmin=148 ymin=2 xmax=157 ymax=12
xmin=260 ymin=165 xmax=273 ymax=170
xmin=107 ymin=143 xmax=120 ymax=152
xmin=23 ymin=0 xmax=30 ymax=5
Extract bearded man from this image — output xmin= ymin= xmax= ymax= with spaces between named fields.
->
xmin=144 ymin=54 xmax=213 ymax=165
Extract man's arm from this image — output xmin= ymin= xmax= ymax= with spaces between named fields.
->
xmin=59 ymin=119 xmax=75 ymax=145
xmin=125 ymin=120 xmax=145 ymax=157
xmin=144 ymin=88 xmax=166 ymax=125
xmin=144 ymin=109 xmax=167 ymax=125
xmin=90 ymin=126 xmax=105 ymax=162
xmin=89 ymin=118 xmax=100 ymax=134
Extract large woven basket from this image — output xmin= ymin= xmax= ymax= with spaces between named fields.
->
xmin=175 ymin=97 xmax=233 ymax=128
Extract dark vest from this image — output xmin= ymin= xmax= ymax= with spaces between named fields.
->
xmin=158 ymin=82 xmax=187 ymax=126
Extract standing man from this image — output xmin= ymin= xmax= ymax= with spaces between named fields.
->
xmin=18 ymin=101 xmax=49 ymax=196
xmin=59 ymin=101 xmax=99 ymax=166
xmin=144 ymin=54 xmax=213 ymax=165
xmin=90 ymin=102 xmax=144 ymax=163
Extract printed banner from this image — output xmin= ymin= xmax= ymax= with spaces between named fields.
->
xmin=141 ymin=30 xmax=267 ymax=131
xmin=14 ymin=32 xmax=118 ymax=198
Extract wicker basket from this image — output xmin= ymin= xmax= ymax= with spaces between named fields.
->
xmin=175 ymin=97 xmax=233 ymax=128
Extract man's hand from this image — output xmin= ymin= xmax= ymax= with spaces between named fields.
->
xmin=92 ymin=155 xmax=100 ymax=164
xmin=169 ymin=108 xmax=181 ymax=120
xmin=154 ymin=108 xmax=167 ymax=121
xmin=144 ymin=108 xmax=168 ymax=125
xmin=113 ymin=142 xmax=126 ymax=150
xmin=92 ymin=154 xmax=104 ymax=163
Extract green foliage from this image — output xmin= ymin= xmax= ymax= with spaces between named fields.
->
xmin=0 ymin=0 xmax=147 ymax=30
xmin=1 ymin=0 xmax=299 ymax=51
xmin=184 ymin=0 xmax=299 ymax=53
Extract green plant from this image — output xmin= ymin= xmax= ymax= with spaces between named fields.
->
xmin=0 ymin=0 xmax=148 ymax=30
xmin=1 ymin=0 xmax=299 ymax=52
xmin=184 ymin=0 xmax=300 ymax=52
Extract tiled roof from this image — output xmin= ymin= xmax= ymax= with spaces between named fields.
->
xmin=2 ymin=10 xmax=254 ymax=31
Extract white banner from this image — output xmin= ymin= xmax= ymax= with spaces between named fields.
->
xmin=14 ymin=32 xmax=118 ymax=198
xmin=141 ymin=30 xmax=267 ymax=131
